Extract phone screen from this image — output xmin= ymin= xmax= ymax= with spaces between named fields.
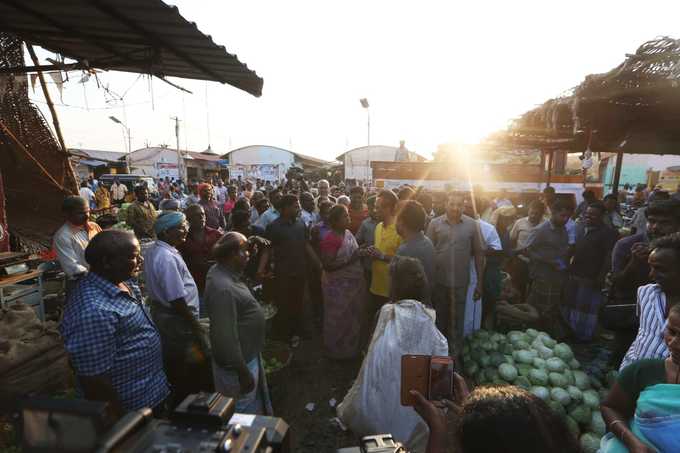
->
xmin=429 ymin=358 xmax=454 ymax=401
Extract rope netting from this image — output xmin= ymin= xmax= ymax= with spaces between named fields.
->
xmin=0 ymin=33 xmax=78 ymax=249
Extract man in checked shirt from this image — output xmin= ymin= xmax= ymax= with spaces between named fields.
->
xmin=60 ymin=230 xmax=169 ymax=416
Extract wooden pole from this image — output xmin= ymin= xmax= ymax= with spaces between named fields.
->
xmin=612 ymin=150 xmax=624 ymax=195
xmin=26 ymin=44 xmax=68 ymax=155
xmin=546 ymin=150 xmax=554 ymax=187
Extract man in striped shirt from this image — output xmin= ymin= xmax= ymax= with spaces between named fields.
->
xmin=620 ymin=233 xmax=680 ymax=370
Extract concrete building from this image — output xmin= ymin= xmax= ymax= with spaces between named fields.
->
xmin=69 ymin=148 xmax=127 ymax=181
xmin=223 ymin=145 xmax=333 ymax=181
xmin=336 ymin=141 xmax=426 ymax=182
xmin=126 ymin=146 xmax=225 ymax=181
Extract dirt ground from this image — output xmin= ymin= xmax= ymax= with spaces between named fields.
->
xmin=267 ymin=331 xmax=363 ymax=453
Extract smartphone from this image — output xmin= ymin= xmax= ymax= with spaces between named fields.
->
xmin=429 ymin=356 xmax=454 ymax=401
xmin=400 ymin=355 xmax=430 ymax=406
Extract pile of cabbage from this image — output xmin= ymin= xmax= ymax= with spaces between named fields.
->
xmin=462 ymin=329 xmax=615 ymax=453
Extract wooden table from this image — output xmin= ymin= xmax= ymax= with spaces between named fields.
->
xmin=0 ymin=269 xmax=44 ymax=321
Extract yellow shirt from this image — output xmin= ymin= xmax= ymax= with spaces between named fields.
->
xmin=370 ymin=221 xmax=403 ymax=297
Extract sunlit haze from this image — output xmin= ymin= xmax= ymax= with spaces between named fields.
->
xmin=29 ymin=0 xmax=680 ymax=160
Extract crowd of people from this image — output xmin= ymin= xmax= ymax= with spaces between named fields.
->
xmin=51 ymin=174 xmax=680 ymax=451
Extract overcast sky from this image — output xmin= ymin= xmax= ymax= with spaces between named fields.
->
xmin=28 ymin=1 xmax=680 ymax=161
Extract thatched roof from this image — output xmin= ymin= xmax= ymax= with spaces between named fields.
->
xmin=494 ymin=37 xmax=680 ymax=155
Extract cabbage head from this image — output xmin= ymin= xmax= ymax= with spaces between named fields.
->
xmin=563 ymin=369 xmax=575 ymax=386
xmin=532 ymin=357 xmax=546 ymax=369
xmin=529 ymin=368 xmax=549 ymax=386
xmin=565 ymin=416 xmax=580 ymax=440
xmin=546 ymin=357 xmax=567 ymax=373
xmin=579 ymin=433 xmax=600 ymax=453
xmin=569 ymin=358 xmax=581 ymax=369
xmin=569 ymin=404 xmax=592 ymax=424
xmin=550 ymin=387 xmax=571 ymax=406
xmin=530 ymin=386 xmax=550 ymax=400
xmin=590 ymin=411 xmax=606 ymax=436
xmin=582 ymin=390 xmax=600 ymax=410
xmin=498 ymin=363 xmax=518 ymax=382
xmin=549 ymin=372 xmax=568 ymax=388
xmin=546 ymin=399 xmax=566 ymax=416
xmin=517 ymin=364 xmax=532 ymax=377
xmin=573 ymin=371 xmax=591 ymax=391
xmin=514 ymin=375 xmax=531 ymax=390
xmin=513 ymin=349 xmax=536 ymax=364
xmin=567 ymin=385 xmax=583 ymax=403
xmin=490 ymin=352 xmax=505 ymax=367
xmin=525 ymin=328 xmax=539 ymax=339
xmin=553 ymin=343 xmax=574 ymax=361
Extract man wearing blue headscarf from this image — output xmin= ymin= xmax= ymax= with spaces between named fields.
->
xmin=144 ymin=211 xmax=212 ymax=405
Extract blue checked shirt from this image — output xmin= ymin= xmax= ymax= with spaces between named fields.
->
xmin=620 ymin=283 xmax=669 ymax=370
xmin=60 ymin=272 xmax=169 ymax=411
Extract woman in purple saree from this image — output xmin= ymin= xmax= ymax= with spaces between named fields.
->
xmin=318 ymin=205 xmax=368 ymax=359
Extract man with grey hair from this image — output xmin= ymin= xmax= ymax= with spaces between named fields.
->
xmin=54 ymin=195 xmax=102 ymax=283
xmin=315 ymin=179 xmax=337 ymax=206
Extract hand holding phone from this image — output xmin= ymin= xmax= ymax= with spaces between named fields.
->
xmin=401 ymin=355 xmax=454 ymax=406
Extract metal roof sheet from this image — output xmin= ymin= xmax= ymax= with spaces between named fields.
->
xmin=0 ymin=0 xmax=263 ymax=96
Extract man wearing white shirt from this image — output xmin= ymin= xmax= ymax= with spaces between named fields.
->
xmin=214 ymin=180 xmax=228 ymax=207
xmin=110 ymin=177 xmax=128 ymax=206
xmin=463 ymin=198 xmax=503 ymax=335
xmin=79 ymin=181 xmax=96 ymax=209
xmin=53 ymin=196 xmax=102 ymax=289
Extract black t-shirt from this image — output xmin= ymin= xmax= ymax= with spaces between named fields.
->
xmin=265 ymin=217 xmax=308 ymax=277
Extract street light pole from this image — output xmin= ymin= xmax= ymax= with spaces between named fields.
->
xmin=360 ymin=98 xmax=371 ymax=183
xmin=109 ymin=116 xmax=131 ymax=173
xmin=170 ymin=116 xmax=184 ymax=182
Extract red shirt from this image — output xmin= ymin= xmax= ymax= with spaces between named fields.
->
xmin=178 ymin=227 xmax=223 ymax=295
xmin=349 ymin=206 xmax=368 ymax=235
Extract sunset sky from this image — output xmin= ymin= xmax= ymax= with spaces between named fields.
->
xmin=28 ymin=0 xmax=680 ymax=161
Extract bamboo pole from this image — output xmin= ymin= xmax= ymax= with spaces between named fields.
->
xmin=26 ymin=44 xmax=68 ymax=155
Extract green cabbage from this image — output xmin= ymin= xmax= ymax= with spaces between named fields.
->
xmin=513 ymin=349 xmax=536 ymax=364
xmin=547 ymin=399 xmax=566 ymax=416
xmin=517 ymin=364 xmax=532 ymax=377
xmin=549 ymin=372 xmax=568 ymax=388
xmin=567 ymin=385 xmax=583 ymax=403
xmin=573 ymin=371 xmax=591 ymax=391
xmin=580 ymin=433 xmax=600 ymax=453
xmin=532 ymin=357 xmax=546 ymax=369
xmin=563 ymin=369 xmax=575 ymax=386
xmin=514 ymin=375 xmax=531 ymax=390
xmin=537 ymin=333 xmax=557 ymax=348
xmin=498 ymin=363 xmax=518 ymax=382
xmin=529 ymin=368 xmax=549 ymax=386
xmin=485 ymin=368 xmax=500 ymax=382
xmin=514 ymin=340 xmax=531 ymax=350
xmin=502 ymin=343 xmax=515 ymax=355
xmin=582 ymin=390 xmax=600 ymax=410
xmin=478 ymin=353 xmax=491 ymax=368
xmin=507 ymin=331 xmax=525 ymax=343
xmin=551 ymin=387 xmax=572 ymax=406
xmin=569 ymin=358 xmax=581 ymax=369
xmin=553 ymin=343 xmax=574 ymax=361
xmin=569 ymin=405 xmax=592 ymax=424
xmin=565 ymin=416 xmax=580 ymax=440
xmin=491 ymin=333 xmax=506 ymax=343
xmin=490 ymin=352 xmax=506 ymax=367
xmin=590 ymin=411 xmax=606 ymax=436
xmin=525 ymin=328 xmax=539 ymax=339
xmin=546 ymin=357 xmax=567 ymax=373
xmin=530 ymin=386 xmax=550 ymax=400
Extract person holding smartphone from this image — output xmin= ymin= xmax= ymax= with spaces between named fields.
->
xmin=410 ymin=378 xmax=580 ymax=453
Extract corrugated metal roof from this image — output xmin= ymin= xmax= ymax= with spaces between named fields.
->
xmin=70 ymin=148 xmax=127 ymax=162
xmin=0 ymin=0 xmax=263 ymax=96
